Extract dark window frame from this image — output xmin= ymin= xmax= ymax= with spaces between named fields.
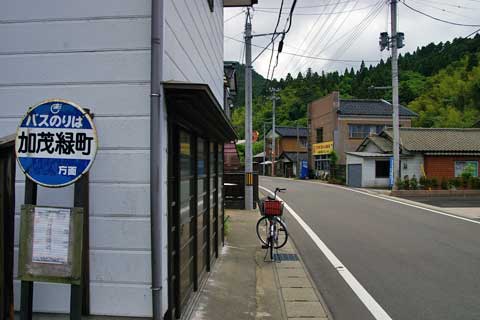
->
xmin=375 ymin=160 xmax=390 ymax=178
xmin=316 ymin=128 xmax=324 ymax=143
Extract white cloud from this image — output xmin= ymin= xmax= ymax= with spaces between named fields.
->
xmin=224 ymin=0 xmax=480 ymax=79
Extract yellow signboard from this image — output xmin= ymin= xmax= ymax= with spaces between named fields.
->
xmin=312 ymin=141 xmax=333 ymax=155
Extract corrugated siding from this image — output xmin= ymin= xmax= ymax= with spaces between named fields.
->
xmin=1 ymin=0 xmax=224 ymax=317
xmin=164 ymin=0 xmax=224 ymax=105
xmin=0 ymin=0 xmax=153 ymax=316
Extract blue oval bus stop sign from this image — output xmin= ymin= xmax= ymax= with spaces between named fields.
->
xmin=15 ymin=99 xmax=98 ymax=188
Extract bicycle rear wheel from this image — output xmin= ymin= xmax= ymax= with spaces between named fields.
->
xmin=272 ymin=217 xmax=288 ymax=249
xmin=256 ymin=216 xmax=270 ymax=246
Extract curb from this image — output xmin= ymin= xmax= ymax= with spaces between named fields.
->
xmin=273 ymin=237 xmax=333 ymax=320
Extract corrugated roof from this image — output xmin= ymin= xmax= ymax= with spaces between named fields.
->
xmin=369 ymin=135 xmax=392 ymax=152
xmin=383 ymin=128 xmax=480 ymax=152
xmin=339 ymin=99 xmax=417 ymax=117
xmin=274 ymin=126 xmax=308 ymax=137
xmin=280 ymin=152 xmax=308 ymax=162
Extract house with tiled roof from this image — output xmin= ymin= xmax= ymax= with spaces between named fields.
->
xmin=307 ymin=91 xmax=417 ymax=178
xmin=264 ymin=126 xmax=308 ymax=177
xmin=345 ymin=128 xmax=480 ymax=187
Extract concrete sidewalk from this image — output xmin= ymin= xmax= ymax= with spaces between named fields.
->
xmin=187 ymin=209 xmax=330 ymax=320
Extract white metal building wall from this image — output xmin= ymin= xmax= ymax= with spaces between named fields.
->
xmin=0 ymin=0 xmax=224 ymax=317
xmin=0 ymin=0 xmax=153 ymax=316
xmin=164 ymin=0 xmax=225 ymax=105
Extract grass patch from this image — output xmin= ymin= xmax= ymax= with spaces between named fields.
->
xmin=224 ymin=215 xmax=231 ymax=237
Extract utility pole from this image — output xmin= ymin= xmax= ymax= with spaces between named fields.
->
xmin=244 ymin=10 xmax=253 ymax=210
xmin=391 ymin=0 xmax=400 ymax=189
xmin=296 ymin=122 xmax=299 ymax=178
xmin=380 ymin=1 xmax=404 ymax=189
xmin=263 ymin=122 xmax=266 ymax=176
xmin=270 ymin=88 xmax=280 ymax=177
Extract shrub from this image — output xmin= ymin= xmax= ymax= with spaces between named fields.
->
xmin=419 ymin=176 xmax=428 ymax=190
xmin=410 ymin=175 xmax=419 ymax=190
xmin=461 ymin=176 xmax=471 ymax=189
xmin=449 ymin=177 xmax=461 ymax=189
xmin=440 ymin=178 xmax=449 ymax=190
xmin=431 ymin=177 xmax=439 ymax=189
xmin=395 ymin=177 xmax=404 ymax=190
xmin=470 ymin=177 xmax=480 ymax=189
xmin=403 ymin=175 xmax=410 ymax=190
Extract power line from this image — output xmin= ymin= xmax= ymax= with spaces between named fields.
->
xmin=270 ymin=0 xmax=299 ymax=82
xmin=408 ymin=0 xmax=479 ymax=20
xmin=223 ymin=35 xmax=379 ymax=63
xmin=292 ymin=0 xmax=358 ymax=75
xmin=254 ymin=3 xmax=379 ymax=16
xmin=414 ymin=0 xmax=480 ymax=10
xmin=466 ymin=27 xmax=480 ymax=38
xmin=266 ymin=0 xmax=285 ymax=82
xmin=283 ymin=0 xmax=343 ymax=77
xmin=322 ymin=0 xmax=385 ymax=71
xmin=224 ymin=10 xmax=245 ymax=23
xmin=401 ymin=0 xmax=480 ymax=27
xmin=257 ymin=0 xmax=356 ymax=10
xmin=276 ymin=0 xmax=334 ymax=77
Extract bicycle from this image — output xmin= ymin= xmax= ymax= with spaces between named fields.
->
xmin=256 ymin=188 xmax=289 ymax=261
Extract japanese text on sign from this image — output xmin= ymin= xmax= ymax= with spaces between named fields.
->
xmin=312 ymin=141 xmax=334 ymax=155
xmin=32 ymin=207 xmax=71 ymax=265
xmin=17 ymin=130 xmax=94 ymax=157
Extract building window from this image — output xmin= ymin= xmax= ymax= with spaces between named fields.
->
xmin=375 ymin=160 xmax=390 ymax=178
xmin=300 ymin=137 xmax=307 ymax=147
xmin=314 ymin=155 xmax=330 ymax=172
xmin=207 ymin=0 xmax=214 ymax=12
xmin=349 ymin=124 xmax=385 ymax=139
xmin=455 ymin=161 xmax=478 ymax=177
xmin=316 ymin=128 xmax=323 ymax=143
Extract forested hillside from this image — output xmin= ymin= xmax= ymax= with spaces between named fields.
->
xmin=230 ymin=35 xmax=480 ymax=138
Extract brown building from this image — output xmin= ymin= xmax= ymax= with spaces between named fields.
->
xmin=264 ymin=126 xmax=307 ymax=176
xmin=308 ymin=92 xmax=417 ymax=175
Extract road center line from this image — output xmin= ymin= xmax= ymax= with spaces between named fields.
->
xmin=260 ymin=185 xmax=393 ymax=320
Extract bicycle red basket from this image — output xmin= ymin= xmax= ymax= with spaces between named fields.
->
xmin=263 ymin=200 xmax=283 ymax=216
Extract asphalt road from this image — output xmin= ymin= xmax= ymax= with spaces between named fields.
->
xmin=260 ymin=176 xmax=480 ymax=320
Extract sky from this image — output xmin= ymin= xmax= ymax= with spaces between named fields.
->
xmin=223 ymin=0 xmax=480 ymax=80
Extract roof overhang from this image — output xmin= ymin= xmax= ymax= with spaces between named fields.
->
xmin=163 ymin=82 xmax=237 ymax=141
xmin=0 ymin=134 xmax=15 ymax=150
xmin=224 ymin=0 xmax=258 ymax=7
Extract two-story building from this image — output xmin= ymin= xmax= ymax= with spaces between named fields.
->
xmin=0 ymin=1 xmax=255 ymax=319
xmin=264 ymin=126 xmax=307 ymax=177
xmin=307 ymin=91 xmax=417 ymax=177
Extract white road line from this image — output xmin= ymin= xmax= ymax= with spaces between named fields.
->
xmin=296 ymin=178 xmax=480 ymax=226
xmin=262 ymin=176 xmax=480 ymax=225
xmin=260 ymin=185 xmax=393 ymax=320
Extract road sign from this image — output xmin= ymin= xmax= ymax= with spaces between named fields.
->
xmin=15 ymin=99 xmax=97 ymax=188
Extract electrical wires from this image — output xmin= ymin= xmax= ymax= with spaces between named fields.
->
xmin=265 ymin=0 xmax=285 ymax=82
xmin=269 ymin=0 xmax=298 ymax=82
xmin=400 ymin=0 xmax=480 ymax=27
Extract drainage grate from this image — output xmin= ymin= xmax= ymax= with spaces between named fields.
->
xmin=273 ymin=253 xmax=299 ymax=261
